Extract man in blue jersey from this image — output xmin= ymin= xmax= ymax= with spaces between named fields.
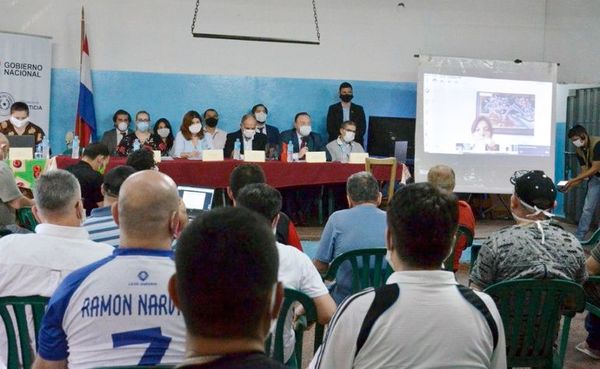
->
xmin=33 ymin=170 xmax=186 ymax=369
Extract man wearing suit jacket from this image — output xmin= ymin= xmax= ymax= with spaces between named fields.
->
xmin=100 ymin=109 xmax=133 ymax=156
xmin=280 ymin=112 xmax=325 ymax=160
xmin=252 ymin=104 xmax=281 ymax=146
xmin=327 ymin=82 xmax=367 ymax=147
xmin=224 ymin=114 xmax=268 ymax=158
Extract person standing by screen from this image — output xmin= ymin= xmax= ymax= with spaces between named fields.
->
xmin=326 ymin=82 xmax=367 ymax=147
xmin=565 ymin=125 xmax=600 ymax=240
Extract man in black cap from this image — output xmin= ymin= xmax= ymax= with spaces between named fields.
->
xmin=470 ymin=170 xmax=587 ymax=290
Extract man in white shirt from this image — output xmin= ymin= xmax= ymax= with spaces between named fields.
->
xmin=310 ymin=183 xmax=506 ymax=369
xmin=33 ymin=170 xmax=186 ymax=369
xmin=0 ymin=169 xmax=114 ymax=367
xmin=202 ymin=108 xmax=227 ymax=150
xmin=236 ymin=183 xmax=336 ymax=365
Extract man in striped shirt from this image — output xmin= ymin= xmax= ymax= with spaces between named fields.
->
xmin=83 ymin=165 xmax=136 ymax=246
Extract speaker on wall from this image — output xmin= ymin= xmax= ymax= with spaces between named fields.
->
xmin=367 ymin=116 xmax=415 ymax=160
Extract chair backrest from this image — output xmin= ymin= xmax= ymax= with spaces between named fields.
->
xmin=324 ymin=248 xmax=392 ymax=293
xmin=443 ymin=225 xmax=474 ymax=271
xmin=16 ymin=208 xmax=37 ymax=232
xmin=364 ymin=157 xmax=397 ymax=202
xmin=0 ymin=296 xmax=50 ymax=369
xmin=267 ymin=288 xmax=317 ymax=364
xmin=580 ymin=227 xmax=600 ymax=250
xmin=483 ymin=279 xmax=586 ymax=368
xmin=0 ymin=228 xmax=13 ymax=238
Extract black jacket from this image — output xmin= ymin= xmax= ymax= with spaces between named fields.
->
xmin=326 ymin=102 xmax=366 ymax=146
xmin=223 ymin=130 xmax=267 ymax=158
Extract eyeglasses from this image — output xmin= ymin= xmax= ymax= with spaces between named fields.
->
xmin=343 ymin=128 xmax=357 ymax=133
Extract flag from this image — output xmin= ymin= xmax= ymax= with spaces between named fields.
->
xmin=74 ymin=7 xmax=96 ymax=146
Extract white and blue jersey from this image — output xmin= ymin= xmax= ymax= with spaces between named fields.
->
xmin=37 ymin=248 xmax=185 ymax=369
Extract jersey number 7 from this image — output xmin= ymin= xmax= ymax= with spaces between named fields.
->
xmin=112 ymin=327 xmax=172 ymax=365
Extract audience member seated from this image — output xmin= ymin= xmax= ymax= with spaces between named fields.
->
xmin=313 ymin=172 xmax=386 ymax=303
xmin=0 ymin=101 xmax=45 ymax=145
xmin=577 ymin=243 xmax=600 ymax=359
xmin=83 ymin=165 xmax=136 ymax=247
xmin=117 ymin=110 xmax=167 ymax=156
xmin=236 ymin=183 xmax=336 ymax=364
xmin=126 ymin=148 xmax=157 ymax=171
xmin=169 ymin=206 xmax=287 ymax=369
xmin=65 ymin=142 xmax=110 ymax=215
xmin=470 ymin=170 xmax=587 ymax=289
xmin=252 ymin=104 xmax=280 ymax=146
xmin=0 ymin=133 xmax=35 ymax=234
xmin=224 ymin=114 xmax=267 ymax=158
xmin=427 ymin=164 xmax=475 ymax=271
xmin=310 ymin=183 xmax=506 ymax=369
xmin=227 ymin=164 xmax=303 ymax=251
xmin=203 ymin=108 xmax=227 ymax=150
xmin=325 ymin=120 xmax=365 ymax=162
xmin=100 ymin=109 xmax=133 ymax=156
xmin=326 ymin=82 xmax=366 ymax=146
xmin=280 ymin=112 xmax=324 ymax=161
xmin=174 ymin=110 xmax=210 ymax=158
xmin=34 ymin=170 xmax=186 ymax=369
xmin=0 ymin=170 xmax=113 ymax=367
xmin=154 ymin=117 xmax=175 ymax=156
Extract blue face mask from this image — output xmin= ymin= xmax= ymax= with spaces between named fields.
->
xmin=137 ymin=122 xmax=149 ymax=132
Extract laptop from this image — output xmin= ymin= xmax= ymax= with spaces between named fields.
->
xmin=7 ymin=135 xmax=35 ymax=150
xmin=394 ymin=141 xmax=408 ymax=164
xmin=178 ymin=186 xmax=215 ymax=219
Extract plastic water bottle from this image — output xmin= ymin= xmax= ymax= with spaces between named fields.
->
xmin=34 ymin=144 xmax=43 ymax=159
xmin=71 ymin=136 xmax=80 ymax=159
xmin=133 ymin=138 xmax=141 ymax=152
xmin=42 ymin=136 xmax=50 ymax=159
xmin=287 ymin=140 xmax=293 ymax=162
xmin=233 ymin=139 xmax=241 ymax=160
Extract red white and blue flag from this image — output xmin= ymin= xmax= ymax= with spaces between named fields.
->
xmin=75 ymin=7 xmax=96 ymax=146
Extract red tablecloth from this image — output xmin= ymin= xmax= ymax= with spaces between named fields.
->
xmin=55 ymin=156 xmax=407 ymax=188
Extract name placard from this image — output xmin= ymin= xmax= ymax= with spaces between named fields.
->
xmin=244 ymin=150 xmax=266 ymax=162
xmin=349 ymin=153 xmax=369 ymax=164
xmin=306 ymin=151 xmax=327 ymax=163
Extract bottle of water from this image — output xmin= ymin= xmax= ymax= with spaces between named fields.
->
xmin=233 ymin=139 xmax=241 ymax=160
xmin=133 ymin=138 xmax=141 ymax=152
xmin=42 ymin=136 xmax=50 ymax=159
xmin=34 ymin=144 xmax=43 ymax=159
xmin=287 ymin=140 xmax=293 ymax=162
xmin=71 ymin=136 xmax=80 ymax=159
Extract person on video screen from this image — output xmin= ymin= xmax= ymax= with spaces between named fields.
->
xmin=471 ymin=116 xmax=499 ymax=152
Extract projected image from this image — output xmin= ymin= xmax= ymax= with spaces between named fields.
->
xmin=476 ymin=92 xmax=535 ymax=135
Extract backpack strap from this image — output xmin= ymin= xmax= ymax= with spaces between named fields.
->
xmin=456 ymin=285 xmax=499 ymax=350
xmin=355 ymin=284 xmax=400 ymax=358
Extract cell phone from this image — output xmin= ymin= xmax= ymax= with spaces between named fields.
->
xmin=557 ymin=180 xmax=568 ymax=191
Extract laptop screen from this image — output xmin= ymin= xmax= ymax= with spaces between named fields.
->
xmin=178 ymin=186 xmax=214 ymax=212
xmin=7 ymin=135 xmax=35 ymax=149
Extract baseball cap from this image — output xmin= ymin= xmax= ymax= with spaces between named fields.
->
xmin=510 ymin=170 xmax=556 ymax=210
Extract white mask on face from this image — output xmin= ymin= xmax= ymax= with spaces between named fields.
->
xmin=255 ymin=112 xmax=267 ymax=123
xmin=299 ymin=125 xmax=312 ymax=137
xmin=157 ymin=128 xmax=170 ymax=138
xmin=243 ymin=128 xmax=256 ymax=139
xmin=572 ymin=138 xmax=585 ymax=148
xmin=117 ymin=122 xmax=128 ymax=132
xmin=10 ymin=116 xmax=29 ymax=128
xmin=343 ymin=131 xmax=355 ymax=143
xmin=189 ymin=123 xmax=202 ymax=134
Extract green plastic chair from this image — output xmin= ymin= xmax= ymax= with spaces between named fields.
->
xmin=0 ymin=228 xmax=13 ymax=238
xmin=580 ymin=228 xmax=600 ymax=251
xmin=443 ymin=225 xmax=474 ymax=271
xmin=323 ymin=248 xmax=392 ymax=293
xmin=484 ymin=279 xmax=586 ymax=369
xmin=0 ymin=296 xmax=50 ymax=369
xmin=16 ymin=208 xmax=37 ymax=232
xmin=585 ymin=275 xmax=600 ymax=318
xmin=266 ymin=288 xmax=318 ymax=366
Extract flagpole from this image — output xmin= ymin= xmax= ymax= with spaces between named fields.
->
xmin=77 ymin=6 xmax=84 ymax=138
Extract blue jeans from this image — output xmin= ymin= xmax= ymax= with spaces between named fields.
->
xmin=576 ymin=175 xmax=600 ymax=240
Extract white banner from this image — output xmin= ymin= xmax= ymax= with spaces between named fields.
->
xmin=0 ymin=31 xmax=52 ymax=135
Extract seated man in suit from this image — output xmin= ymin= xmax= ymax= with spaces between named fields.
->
xmin=326 ymin=82 xmax=366 ymax=146
xmin=223 ymin=114 xmax=267 ymax=158
xmin=252 ymin=104 xmax=280 ymax=146
xmin=100 ymin=109 xmax=132 ymax=156
xmin=0 ymin=101 xmax=46 ymax=146
xmin=280 ymin=112 xmax=325 ymax=161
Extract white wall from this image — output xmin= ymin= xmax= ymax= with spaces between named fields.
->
xmin=1 ymin=0 xmax=599 ymax=83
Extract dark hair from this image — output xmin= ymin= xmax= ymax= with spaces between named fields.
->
xmin=229 ymin=164 xmax=266 ymax=199
xmin=10 ymin=102 xmax=29 ymax=114
xmin=153 ymin=118 xmax=174 ymax=151
xmin=568 ymin=124 xmax=588 ymax=139
xmin=236 ymin=183 xmax=282 ymax=223
xmin=251 ymin=104 xmax=268 ymax=114
xmin=203 ymin=109 xmax=218 ymax=118
xmin=180 ymin=110 xmax=204 ymax=141
xmin=339 ymin=82 xmax=352 ymax=91
xmin=346 ymin=171 xmax=380 ymax=203
xmin=294 ymin=112 xmax=310 ymax=123
xmin=341 ymin=120 xmax=356 ymax=130
xmin=471 ymin=116 xmax=494 ymax=135
xmin=103 ymin=165 xmax=136 ymax=197
xmin=126 ymin=149 xmax=155 ymax=171
xmin=82 ymin=143 xmax=110 ymax=159
xmin=387 ymin=183 xmax=458 ymax=268
xmin=112 ymin=109 xmax=131 ymax=123
xmin=175 ymin=207 xmax=278 ymax=338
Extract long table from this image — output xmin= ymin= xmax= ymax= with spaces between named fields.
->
xmin=55 ymin=156 xmax=408 ymax=188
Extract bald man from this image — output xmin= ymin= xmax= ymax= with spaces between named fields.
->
xmin=427 ymin=165 xmax=475 ymax=271
xmin=34 ymin=171 xmax=186 ymax=369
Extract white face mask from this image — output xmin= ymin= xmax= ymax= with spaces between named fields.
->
xmin=243 ymin=129 xmax=256 ymax=139
xmin=10 ymin=116 xmax=29 ymax=128
xmin=343 ymin=131 xmax=355 ymax=143
xmin=157 ymin=128 xmax=170 ymax=138
xmin=137 ymin=121 xmax=150 ymax=132
xmin=189 ymin=123 xmax=202 ymax=134
xmin=299 ymin=125 xmax=312 ymax=137
xmin=255 ymin=112 xmax=267 ymax=123
xmin=572 ymin=138 xmax=585 ymax=148
xmin=117 ymin=122 xmax=128 ymax=132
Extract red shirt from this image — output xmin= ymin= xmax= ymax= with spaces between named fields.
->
xmin=453 ymin=200 xmax=476 ymax=270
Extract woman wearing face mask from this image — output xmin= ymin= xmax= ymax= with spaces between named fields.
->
xmin=174 ymin=110 xmax=209 ymax=158
xmin=325 ymin=120 xmax=365 ymax=162
xmin=153 ymin=118 xmax=175 ymax=156
xmin=117 ymin=111 xmax=166 ymax=157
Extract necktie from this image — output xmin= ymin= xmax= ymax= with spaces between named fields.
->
xmin=258 ymin=128 xmax=264 ymax=134
xmin=301 ymin=137 xmax=308 ymax=149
